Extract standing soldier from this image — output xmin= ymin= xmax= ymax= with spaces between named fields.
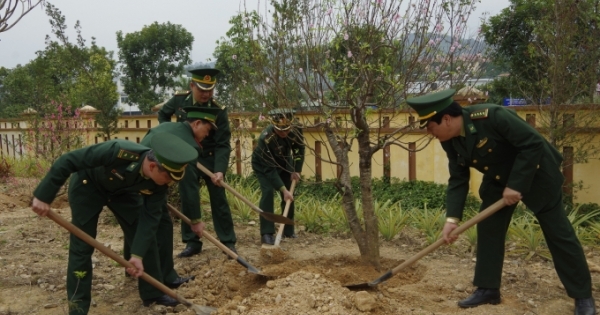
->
xmin=141 ymin=106 xmax=219 ymax=282
xmin=406 ymin=89 xmax=596 ymax=315
xmin=31 ymin=133 xmax=198 ymax=314
xmin=157 ymin=68 xmax=237 ymax=257
xmin=252 ymin=108 xmax=305 ymax=245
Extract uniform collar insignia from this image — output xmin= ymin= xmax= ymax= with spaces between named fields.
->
xmin=126 ymin=162 xmax=138 ymax=172
xmin=467 ymin=123 xmax=477 ymax=134
xmin=139 ymin=189 xmax=153 ymax=195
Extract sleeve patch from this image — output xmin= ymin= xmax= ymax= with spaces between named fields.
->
xmin=470 ymin=109 xmax=489 ymax=120
xmin=117 ymin=149 xmax=139 ymax=161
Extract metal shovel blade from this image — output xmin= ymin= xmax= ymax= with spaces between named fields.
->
xmin=345 ymin=270 xmax=393 ymax=289
xmin=260 ymin=211 xmax=294 ymax=225
xmin=236 ymin=257 xmax=262 ymax=275
xmin=343 ymin=199 xmax=506 ymax=289
xmin=190 ymin=304 xmax=218 ymax=315
xmin=166 ymin=203 xmax=265 ymax=275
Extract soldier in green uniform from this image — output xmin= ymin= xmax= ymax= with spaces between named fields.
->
xmin=251 ymin=109 xmax=305 ymax=244
xmin=406 ymin=89 xmax=596 ymax=315
xmin=31 ymin=133 xmax=198 ymax=314
xmin=141 ymin=106 xmax=219 ymax=280
xmin=124 ymin=107 xmax=215 ymax=281
xmin=157 ymin=67 xmax=237 ymax=257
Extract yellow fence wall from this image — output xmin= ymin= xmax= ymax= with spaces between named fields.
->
xmin=1 ymin=106 xmax=598 ymax=205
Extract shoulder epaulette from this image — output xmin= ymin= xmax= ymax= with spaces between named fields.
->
xmin=470 ymin=109 xmax=489 ymax=120
xmin=175 ymin=90 xmax=191 ymax=96
xmin=211 ymin=98 xmax=226 ymax=110
xmin=117 ymin=149 xmax=139 ymax=161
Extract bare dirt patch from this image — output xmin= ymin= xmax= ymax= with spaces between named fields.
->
xmin=0 ymin=191 xmax=599 ymax=315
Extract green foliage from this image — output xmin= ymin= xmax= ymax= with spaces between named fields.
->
xmin=462 ymin=225 xmax=478 ymax=255
xmin=376 ymin=200 xmax=410 ymax=241
xmin=507 ymin=212 xmax=550 ymax=260
xmin=227 ymin=176 xmax=259 ymax=223
xmin=301 ymin=177 xmax=480 ymax=213
xmin=73 ymin=271 xmax=87 ymax=279
xmin=409 ymin=204 xmax=445 ymax=245
xmin=117 ymin=22 xmax=194 ymax=114
xmin=213 ymin=11 xmax=266 ymax=111
xmin=45 ymin=4 xmax=121 ymax=139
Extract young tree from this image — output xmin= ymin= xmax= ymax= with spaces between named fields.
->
xmin=223 ymin=0 xmax=486 ymax=268
xmin=117 ymin=22 xmax=194 ymax=113
xmin=0 ymin=0 xmax=45 ymax=33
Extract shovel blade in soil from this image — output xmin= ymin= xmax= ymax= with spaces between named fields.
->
xmin=236 ymin=257 xmax=264 ymax=275
xmin=191 ymin=304 xmax=217 ymax=315
xmin=344 ymin=270 xmax=392 ymax=289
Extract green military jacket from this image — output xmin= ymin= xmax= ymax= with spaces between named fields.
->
xmin=33 ymin=140 xmax=168 ymax=259
xmin=251 ymin=125 xmax=305 ymax=189
xmin=157 ymin=92 xmax=231 ymax=174
xmin=441 ymin=104 xmax=564 ymax=220
xmin=141 ymin=122 xmax=203 ymax=222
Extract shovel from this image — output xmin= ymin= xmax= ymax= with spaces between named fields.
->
xmin=45 ymin=209 xmax=217 ymax=315
xmin=196 ymin=162 xmax=294 ymax=225
xmin=262 ymin=179 xmax=297 ymax=248
xmin=344 ymin=198 xmax=507 ymax=289
xmin=166 ymin=203 xmax=265 ymax=275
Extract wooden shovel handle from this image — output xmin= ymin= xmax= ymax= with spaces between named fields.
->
xmin=45 ymin=209 xmax=193 ymax=306
xmin=196 ymin=162 xmax=265 ymax=214
xmin=274 ymin=179 xmax=297 ymax=246
xmin=390 ymin=198 xmax=506 ymax=276
xmin=166 ymin=203 xmax=238 ymax=259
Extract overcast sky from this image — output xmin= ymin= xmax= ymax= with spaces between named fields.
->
xmin=0 ymin=0 xmax=511 ymax=69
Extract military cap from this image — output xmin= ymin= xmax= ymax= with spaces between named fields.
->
xmin=268 ymin=108 xmax=295 ymax=131
xmin=182 ymin=106 xmax=218 ymax=130
xmin=150 ymin=133 xmax=198 ymax=181
xmin=189 ymin=68 xmax=220 ymax=91
xmin=406 ymin=89 xmax=456 ymax=128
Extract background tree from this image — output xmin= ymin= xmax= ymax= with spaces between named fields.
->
xmin=117 ymin=22 xmax=194 ymax=113
xmin=481 ymin=0 xmax=600 ymax=199
xmin=222 ymin=0 xmax=486 ymax=268
xmin=0 ymin=4 xmax=119 ymax=139
xmin=0 ymin=0 xmax=45 ymax=33
xmin=214 ymin=11 xmax=266 ymax=110
xmin=45 ymin=4 xmax=120 ymax=138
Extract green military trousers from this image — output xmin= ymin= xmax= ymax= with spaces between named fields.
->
xmin=67 ymin=173 xmax=165 ymax=315
xmin=474 ymin=183 xmax=592 ymax=298
xmin=255 ymin=168 xmax=295 ymax=236
xmin=180 ymin=159 xmax=237 ymax=249
xmin=123 ymin=202 xmax=178 ymax=284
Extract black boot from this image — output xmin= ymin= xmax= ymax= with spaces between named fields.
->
xmin=142 ymin=294 xmax=179 ymax=307
xmin=176 ymin=246 xmax=201 ymax=258
xmin=261 ymin=234 xmax=275 ymax=245
xmin=458 ymin=288 xmax=501 ymax=308
xmin=166 ymin=276 xmax=195 ymax=289
xmin=225 ymin=244 xmax=237 ymax=260
xmin=574 ymin=297 xmax=597 ymax=315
